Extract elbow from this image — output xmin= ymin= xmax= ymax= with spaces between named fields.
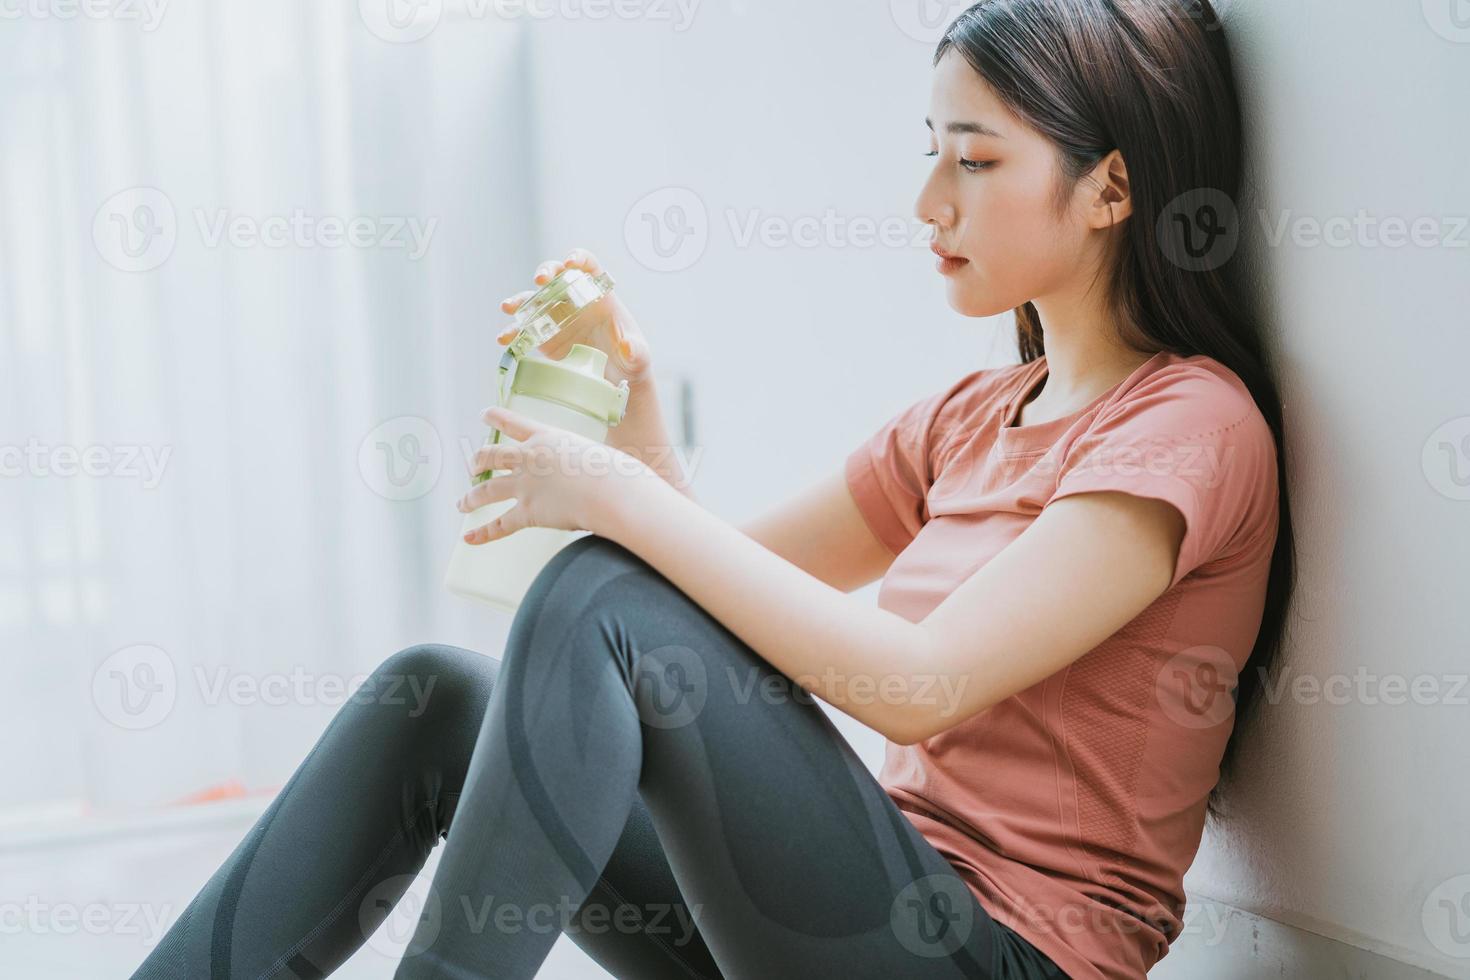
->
xmin=883 ymin=709 xmax=941 ymax=747
xmin=881 ymin=693 xmax=994 ymax=746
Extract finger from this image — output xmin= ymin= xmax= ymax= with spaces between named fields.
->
xmin=562 ymin=248 xmax=603 ymax=275
xmin=467 ymin=441 xmax=521 ymax=478
xmin=457 ymin=473 xmax=518 ymax=514
xmin=620 ymin=332 xmax=651 ymax=374
xmin=496 ymin=322 xmax=520 ymax=345
xmin=534 ymin=259 xmax=566 ymax=285
xmin=482 ymin=405 xmax=543 ymax=441
xmin=464 ymin=506 xmax=527 ymax=545
xmin=500 ymin=289 xmax=537 ymax=314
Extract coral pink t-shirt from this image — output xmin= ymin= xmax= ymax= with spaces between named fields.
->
xmin=844 ymin=351 xmax=1279 ymax=980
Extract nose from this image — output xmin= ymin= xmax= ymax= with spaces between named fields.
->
xmin=915 ymin=171 xmax=956 ymax=236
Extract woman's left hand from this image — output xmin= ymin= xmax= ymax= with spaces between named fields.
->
xmin=456 ymin=405 xmax=657 ymax=545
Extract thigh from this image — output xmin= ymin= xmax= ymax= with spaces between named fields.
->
xmin=535 ymin=535 xmax=1027 ymax=979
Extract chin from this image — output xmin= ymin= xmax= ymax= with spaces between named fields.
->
xmin=946 ymin=282 xmax=1012 ymax=319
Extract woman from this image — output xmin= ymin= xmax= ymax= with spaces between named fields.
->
xmin=131 ymin=1 xmax=1293 ymax=977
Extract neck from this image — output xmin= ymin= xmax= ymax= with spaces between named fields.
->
xmin=1025 ymin=295 xmax=1153 ymax=412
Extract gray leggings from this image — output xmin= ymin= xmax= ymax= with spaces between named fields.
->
xmin=130 ymin=534 xmax=1068 ymax=979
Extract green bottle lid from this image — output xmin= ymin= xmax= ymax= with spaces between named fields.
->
xmin=509 ymin=343 xmax=630 ymax=426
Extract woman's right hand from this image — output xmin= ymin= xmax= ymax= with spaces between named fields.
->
xmin=497 ymin=248 xmax=654 ymax=390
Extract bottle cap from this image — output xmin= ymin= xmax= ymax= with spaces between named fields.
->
xmin=505 ymin=268 xmax=616 ymax=361
xmin=509 ymin=344 xmax=630 ymax=426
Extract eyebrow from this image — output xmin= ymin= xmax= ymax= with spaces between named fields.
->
xmin=925 ymin=116 xmax=1006 ymax=139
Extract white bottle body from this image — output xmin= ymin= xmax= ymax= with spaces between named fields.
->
xmin=443 ymin=392 xmax=610 ymax=613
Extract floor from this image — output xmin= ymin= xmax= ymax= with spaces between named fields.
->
xmin=2 ymin=705 xmax=885 ymax=978
xmin=0 ymin=809 xmax=613 ymax=979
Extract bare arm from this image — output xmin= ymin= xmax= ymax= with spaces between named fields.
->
xmin=736 ymin=471 xmax=896 ymax=593
xmin=596 ymin=474 xmax=1185 ymax=746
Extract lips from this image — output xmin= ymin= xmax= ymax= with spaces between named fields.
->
xmin=930 ymin=243 xmax=964 ymax=260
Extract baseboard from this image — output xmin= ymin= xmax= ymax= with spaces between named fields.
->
xmin=0 ymin=795 xmax=272 ymax=855
xmin=1150 ymin=895 xmax=1466 ymax=979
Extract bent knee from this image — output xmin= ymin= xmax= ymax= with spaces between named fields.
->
xmin=368 ymin=642 xmax=500 ymax=722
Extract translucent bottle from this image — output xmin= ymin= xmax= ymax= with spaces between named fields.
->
xmin=444 ymin=268 xmax=630 ymax=612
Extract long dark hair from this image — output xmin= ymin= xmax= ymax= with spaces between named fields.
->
xmin=936 ymin=0 xmax=1295 ymax=820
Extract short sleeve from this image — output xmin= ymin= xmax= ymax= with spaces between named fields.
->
xmin=843 ymin=385 xmax=954 ymax=556
xmin=1049 ymin=368 xmax=1278 ymax=590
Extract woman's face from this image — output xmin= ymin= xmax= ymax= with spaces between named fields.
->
xmin=917 ymin=48 xmax=1112 ymax=318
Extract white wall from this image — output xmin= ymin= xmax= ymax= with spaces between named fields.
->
xmin=527 ymin=1 xmax=1470 ymax=977
xmin=1158 ymin=1 xmax=1470 ymax=976
xmin=521 ymin=1 xmax=1017 ymax=764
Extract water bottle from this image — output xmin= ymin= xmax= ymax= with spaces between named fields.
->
xmin=444 ymin=268 xmax=630 ymax=612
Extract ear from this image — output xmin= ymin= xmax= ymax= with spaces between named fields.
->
xmin=1083 ymin=149 xmax=1133 ymax=229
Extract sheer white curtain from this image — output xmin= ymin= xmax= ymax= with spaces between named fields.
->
xmin=1 ymin=3 xmax=535 ymax=825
